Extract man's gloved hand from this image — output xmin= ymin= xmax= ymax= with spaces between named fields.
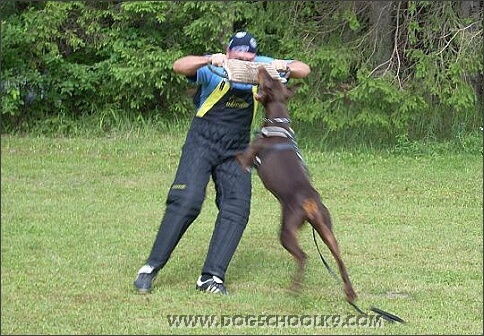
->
xmin=210 ymin=53 xmax=227 ymax=67
xmin=271 ymin=59 xmax=289 ymax=72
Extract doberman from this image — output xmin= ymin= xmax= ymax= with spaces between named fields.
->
xmin=236 ymin=66 xmax=357 ymax=304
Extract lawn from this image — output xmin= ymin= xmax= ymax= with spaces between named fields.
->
xmin=1 ymin=131 xmax=482 ymax=335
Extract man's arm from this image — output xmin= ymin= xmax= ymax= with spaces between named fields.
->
xmin=286 ymin=60 xmax=311 ymax=79
xmin=271 ymin=59 xmax=311 ymax=79
xmin=173 ymin=54 xmax=310 ymax=79
xmin=173 ymin=54 xmax=226 ymax=77
xmin=172 ymin=55 xmax=211 ymax=76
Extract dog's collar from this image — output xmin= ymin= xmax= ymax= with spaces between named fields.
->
xmin=262 ymin=117 xmax=291 ymax=124
xmin=260 ymin=126 xmax=295 ymax=139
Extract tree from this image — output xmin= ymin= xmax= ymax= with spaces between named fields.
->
xmin=1 ymin=1 xmax=482 ymax=144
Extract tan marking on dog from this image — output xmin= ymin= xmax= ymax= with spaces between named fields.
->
xmin=303 ymin=199 xmax=318 ymax=221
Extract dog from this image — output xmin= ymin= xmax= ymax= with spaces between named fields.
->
xmin=236 ymin=66 xmax=357 ymax=303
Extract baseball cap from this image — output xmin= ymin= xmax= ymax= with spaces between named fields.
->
xmin=228 ymin=31 xmax=257 ymax=54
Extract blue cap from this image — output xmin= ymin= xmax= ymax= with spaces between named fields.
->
xmin=228 ymin=31 xmax=257 ymax=54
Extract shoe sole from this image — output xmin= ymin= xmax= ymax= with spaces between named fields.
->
xmin=133 ymin=277 xmax=155 ymax=294
xmin=196 ymin=286 xmax=228 ymax=295
xmin=133 ymin=283 xmax=153 ymax=294
xmin=135 ymin=287 xmax=152 ymax=294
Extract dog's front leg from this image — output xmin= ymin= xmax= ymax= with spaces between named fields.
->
xmin=236 ymin=135 xmax=264 ymax=172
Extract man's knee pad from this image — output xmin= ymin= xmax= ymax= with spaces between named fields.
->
xmin=219 ymin=199 xmax=251 ymax=227
xmin=166 ymin=187 xmax=204 ymax=218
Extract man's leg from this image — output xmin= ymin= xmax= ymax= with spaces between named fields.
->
xmin=197 ymin=157 xmax=251 ymax=292
xmin=134 ymin=125 xmax=214 ymax=293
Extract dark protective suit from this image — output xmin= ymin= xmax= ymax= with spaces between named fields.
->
xmin=145 ymin=80 xmax=258 ymax=281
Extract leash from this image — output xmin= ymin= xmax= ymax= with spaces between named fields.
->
xmin=311 ymin=228 xmax=405 ymax=323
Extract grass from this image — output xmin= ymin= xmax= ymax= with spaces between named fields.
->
xmin=1 ymin=126 xmax=482 ymax=335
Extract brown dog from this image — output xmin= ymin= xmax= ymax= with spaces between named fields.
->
xmin=236 ymin=66 xmax=357 ymax=303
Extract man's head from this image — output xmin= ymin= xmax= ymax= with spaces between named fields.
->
xmin=226 ymin=31 xmax=257 ymax=61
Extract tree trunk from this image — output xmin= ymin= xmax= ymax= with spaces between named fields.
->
xmin=369 ymin=1 xmax=393 ymax=71
xmin=460 ymin=0 xmax=483 ymax=107
xmin=459 ymin=0 xmax=482 ymax=21
xmin=369 ymin=1 xmax=394 ymax=71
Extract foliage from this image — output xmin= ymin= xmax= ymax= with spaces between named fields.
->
xmin=284 ymin=1 xmax=482 ymax=143
xmin=1 ymin=1 xmax=482 ymax=144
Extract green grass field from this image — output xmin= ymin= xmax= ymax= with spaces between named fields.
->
xmin=1 ymin=130 xmax=482 ymax=335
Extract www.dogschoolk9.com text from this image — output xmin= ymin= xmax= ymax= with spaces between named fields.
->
xmin=166 ymin=314 xmax=385 ymax=328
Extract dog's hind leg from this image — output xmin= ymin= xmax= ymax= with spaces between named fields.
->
xmin=304 ymin=199 xmax=357 ymax=303
xmin=279 ymin=207 xmax=307 ymax=294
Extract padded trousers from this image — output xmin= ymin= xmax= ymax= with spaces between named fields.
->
xmin=145 ymin=117 xmax=252 ymax=281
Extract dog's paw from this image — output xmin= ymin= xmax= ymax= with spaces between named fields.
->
xmin=345 ymin=286 xmax=357 ymax=303
xmin=235 ymin=155 xmax=252 ymax=173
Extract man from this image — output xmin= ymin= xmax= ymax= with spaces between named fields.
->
xmin=134 ymin=31 xmax=311 ymax=295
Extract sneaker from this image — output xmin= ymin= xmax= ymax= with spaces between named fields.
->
xmin=133 ymin=265 xmax=157 ymax=293
xmin=196 ymin=275 xmax=228 ymax=295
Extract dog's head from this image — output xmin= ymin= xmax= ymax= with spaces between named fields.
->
xmin=255 ymin=66 xmax=301 ymax=106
